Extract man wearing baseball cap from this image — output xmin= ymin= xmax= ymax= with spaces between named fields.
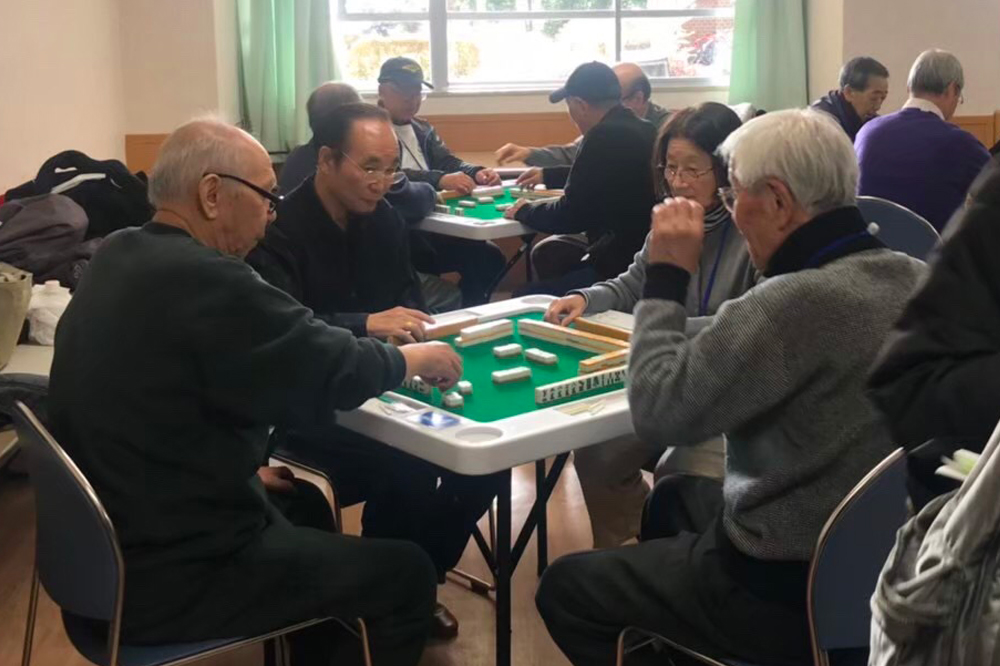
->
xmin=377 ymin=56 xmax=506 ymax=306
xmin=506 ymin=61 xmax=658 ymax=295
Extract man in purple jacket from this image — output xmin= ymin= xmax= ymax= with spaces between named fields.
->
xmin=856 ymin=49 xmax=990 ymax=231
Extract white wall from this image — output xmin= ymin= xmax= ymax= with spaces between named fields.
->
xmin=805 ymin=0 xmax=844 ymax=102
xmin=842 ymin=0 xmax=1000 ymax=115
xmin=0 ymin=0 xmax=125 ymax=189
xmin=120 ymin=0 xmax=239 ymax=134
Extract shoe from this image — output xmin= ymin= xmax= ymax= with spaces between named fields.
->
xmin=430 ymin=602 xmax=460 ymax=640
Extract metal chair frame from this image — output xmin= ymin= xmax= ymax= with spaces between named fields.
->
xmin=616 ymin=448 xmax=907 ymax=666
xmin=16 ymin=403 xmax=371 ymax=666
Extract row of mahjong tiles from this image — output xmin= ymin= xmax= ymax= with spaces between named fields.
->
xmin=392 ymin=312 xmax=628 ymax=422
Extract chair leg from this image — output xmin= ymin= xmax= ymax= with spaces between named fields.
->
xmin=357 ymin=618 xmax=372 ymax=666
xmin=21 ymin=567 xmax=39 ymax=666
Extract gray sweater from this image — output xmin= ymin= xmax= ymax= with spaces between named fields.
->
xmin=575 ymin=206 xmax=758 ymax=332
xmin=629 ymin=212 xmax=925 ymax=560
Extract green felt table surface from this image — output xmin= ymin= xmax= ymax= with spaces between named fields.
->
xmin=393 ymin=312 xmax=624 ymax=422
xmin=445 ymin=187 xmax=520 ymax=220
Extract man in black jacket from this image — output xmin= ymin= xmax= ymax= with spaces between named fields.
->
xmin=506 ymin=61 xmax=657 ymax=295
xmin=49 ymin=118 xmax=466 ymax=665
xmin=248 ymin=103 xmax=500 ymax=639
xmin=868 ymin=160 xmax=1000 ymax=508
xmin=278 ymin=81 xmax=461 ymax=312
xmin=810 ymin=56 xmax=889 ymax=142
xmin=377 ymin=57 xmax=506 ymax=305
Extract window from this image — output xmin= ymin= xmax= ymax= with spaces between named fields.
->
xmin=333 ymin=0 xmax=733 ymax=91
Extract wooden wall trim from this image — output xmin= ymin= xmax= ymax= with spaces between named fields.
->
xmin=123 ymin=111 xmax=997 ymax=174
xmin=125 ymin=134 xmax=168 ymax=174
xmin=951 ymin=114 xmax=995 ymax=148
xmin=422 ymin=112 xmax=579 ymax=153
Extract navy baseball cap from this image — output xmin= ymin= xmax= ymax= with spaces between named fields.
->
xmin=378 ymin=57 xmax=434 ymax=90
xmin=549 ymin=62 xmax=621 ymax=104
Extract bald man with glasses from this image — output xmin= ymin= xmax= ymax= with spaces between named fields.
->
xmin=248 ymin=102 xmax=501 ymax=639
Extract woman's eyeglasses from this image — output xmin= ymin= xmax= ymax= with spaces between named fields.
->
xmin=660 ymin=164 xmax=714 ymax=183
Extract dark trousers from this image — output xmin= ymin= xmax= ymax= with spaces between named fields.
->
xmin=123 ymin=500 xmax=436 ymax=666
xmin=513 ymin=265 xmax=599 ymax=298
xmin=412 ymin=232 xmax=506 ymax=306
xmin=277 ymin=425 xmax=502 ymax=580
xmin=536 ymin=476 xmax=812 ymax=666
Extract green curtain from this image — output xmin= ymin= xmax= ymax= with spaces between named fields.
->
xmin=728 ymin=0 xmax=807 ymax=112
xmin=237 ymin=0 xmax=338 ymax=153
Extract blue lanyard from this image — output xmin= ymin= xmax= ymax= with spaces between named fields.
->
xmin=804 ymin=231 xmax=871 ymax=269
xmin=699 ymin=221 xmax=731 ymax=317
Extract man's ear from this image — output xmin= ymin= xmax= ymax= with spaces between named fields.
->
xmin=198 ymin=174 xmax=221 ymax=220
xmin=317 ymin=146 xmax=336 ymax=174
xmin=768 ymin=178 xmax=798 ymax=230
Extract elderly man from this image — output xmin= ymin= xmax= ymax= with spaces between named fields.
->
xmin=495 ymin=62 xmax=669 ymax=167
xmin=857 ymin=49 xmax=990 ymax=231
xmin=48 ymin=119 xmax=465 ymax=665
xmin=535 ymin=109 xmax=925 ymax=666
xmin=375 ymin=58 xmax=505 ymax=305
xmin=505 ymin=61 xmax=657 ymax=295
xmin=249 ymin=102 xmax=501 ymax=639
xmin=811 ymin=55 xmax=889 ymax=141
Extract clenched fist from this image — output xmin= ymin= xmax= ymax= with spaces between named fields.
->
xmin=648 ymin=197 xmax=705 ymax=274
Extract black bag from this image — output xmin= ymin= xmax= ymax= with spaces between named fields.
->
xmin=4 ymin=150 xmax=154 ymax=239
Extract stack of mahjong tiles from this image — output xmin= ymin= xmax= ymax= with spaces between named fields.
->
xmin=434 ymin=184 xmax=513 ymax=215
xmin=517 ymin=318 xmax=630 ymax=405
xmin=452 ymin=316 xmax=633 ymax=403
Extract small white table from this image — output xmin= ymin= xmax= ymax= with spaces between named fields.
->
xmin=337 ymin=296 xmax=635 ymax=666
xmin=2 ymin=344 xmax=54 ymax=376
xmin=1 ymin=344 xmax=54 ymax=467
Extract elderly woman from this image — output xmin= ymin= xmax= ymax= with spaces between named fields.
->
xmin=535 ymin=109 xmax=925 ymax=666
xmin=545 ymin=102 xmax=756 ymax=548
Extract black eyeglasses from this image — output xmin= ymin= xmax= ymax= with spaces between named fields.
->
xmin=209 ymin=173 xmax=283 ymax=213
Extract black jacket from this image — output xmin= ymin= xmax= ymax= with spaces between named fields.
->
xmin=49 ymin=222 xmax=404 ymax=613
xmin=515 ymin=105 xmax=657 ymax=280
xmin=810 ymin=90 xmax=867 ymax=142
xmin=399 ymin=116 xmax=484 ymax=189
xmin=278 ymin=139 xmax=437 ymax=224
xmin=247 ymin=177 xmax=426 ymax=337
xmin=869 ymin=162 xmax=1000 ymax=447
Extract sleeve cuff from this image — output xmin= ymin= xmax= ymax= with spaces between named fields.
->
xmin=642 ymin=263 xmax=691 ymax=304
xmin=384 ymin=345 xmax=407 ymax=390
xmin=327 ymin=312 xmax=369 ymax=338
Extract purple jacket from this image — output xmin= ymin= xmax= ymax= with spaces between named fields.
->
xmin=856 ymin=107 xmax=990 ymax=231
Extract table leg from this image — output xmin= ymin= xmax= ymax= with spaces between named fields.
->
xmin=496 ymin=467 xmax=513 ymax=666
xmin=535 ymin=459 xmax=548 ymax=576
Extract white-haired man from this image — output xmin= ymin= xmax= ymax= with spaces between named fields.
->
xmin=856 ymin=49 xmax=990 ymax=231
xmin=535 ymin=110 xmax=925 ymax=666
xmin=48 ymin=119 xmax=465 ymax=665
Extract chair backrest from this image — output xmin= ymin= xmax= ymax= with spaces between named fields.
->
xmin=857 ymin=196 xmax=940 ymax=260
xmin=13 ymin=401 xmax=124 ymax=624
xmin=808 ymin=448 xmax=909 ymax=655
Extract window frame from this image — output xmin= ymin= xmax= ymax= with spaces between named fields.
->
xmin=335 ymin=0 xmax=733 ymax=92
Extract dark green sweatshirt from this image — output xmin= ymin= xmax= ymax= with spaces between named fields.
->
xmin=48 ymin=223 xmax=405 ymax=596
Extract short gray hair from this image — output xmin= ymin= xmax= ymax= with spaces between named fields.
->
xmin=718 ymin=109 xmax=858 ymax=217
xmin=148 ymin=118 xmax=251 ymax=207
xmin=907 ymin=49 xmax=964 ymax=96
